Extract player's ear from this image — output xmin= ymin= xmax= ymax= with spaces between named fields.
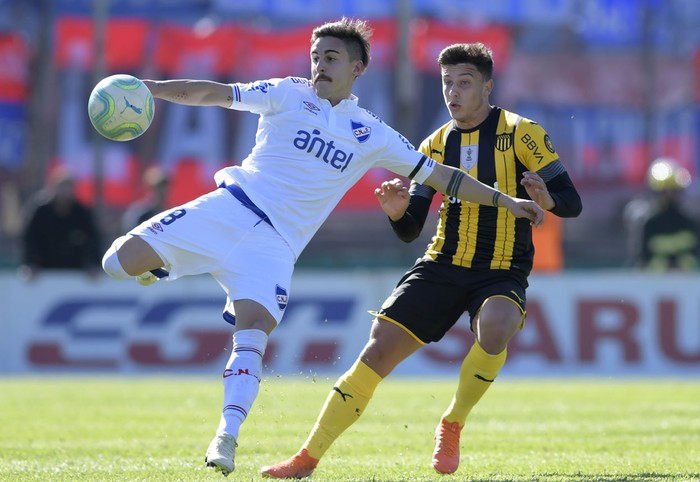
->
xmin=353 ymin=60 xmax=366 ymax=79
xmin=484 ymin=78 xmax=494 ymax=96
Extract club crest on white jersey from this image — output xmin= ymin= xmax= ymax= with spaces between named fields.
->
xmin=351 ymin=120 xmax=371 ymax=143
xmin=276 ymin=285 xmax=288 ymax=311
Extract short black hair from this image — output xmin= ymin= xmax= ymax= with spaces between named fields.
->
xmin=438 ymin=43 xmax=494 ymax=81
xmin=311 ymin=17 xmax=372 ymax=69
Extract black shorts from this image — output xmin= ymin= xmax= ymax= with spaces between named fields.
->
xmin=373 ymin=259 xmax=528 ymax=344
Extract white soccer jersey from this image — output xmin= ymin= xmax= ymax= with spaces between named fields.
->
xmin=213 ymin=76 xmax=435 ymax=258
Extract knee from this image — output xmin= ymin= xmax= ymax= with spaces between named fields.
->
xmin=360 ymin=338 xmax=388 ymax=372
xmin=475 ymin=313 xmax=521 ymax=354
xmin=102 ymin=236 xmax=131 ymax=279
xmin=359 ymin=320 xmax=420 ymax=377
xmin=231 ymin=299 xmax=278 ymax=335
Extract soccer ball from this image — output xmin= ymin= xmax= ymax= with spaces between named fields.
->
xmin=88 ymin=74 xmax=154 ymax=141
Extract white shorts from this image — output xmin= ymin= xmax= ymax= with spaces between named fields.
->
xmin=129 ymin=187 xmax=295 ymax=324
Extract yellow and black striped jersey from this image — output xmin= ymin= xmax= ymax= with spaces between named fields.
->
xmin=416 ymin=106 xmax=559 ymax=272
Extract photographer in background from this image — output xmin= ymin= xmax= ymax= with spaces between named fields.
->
xmin=19 ymin=168 xmax=102 ymax=281
xmin=624 ymin=158 xmax=699 ymax=271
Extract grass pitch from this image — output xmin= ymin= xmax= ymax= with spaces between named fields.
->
xmin=0 ymin=376 xmax=698 ymax=481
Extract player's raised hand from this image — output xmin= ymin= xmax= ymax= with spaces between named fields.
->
xmin=374 ymin=178 xmax=410 ymax=221
xmin=504 ymin=197 xmax=545 ymax=226
xmin=520 ymin=171 xmax=555 ymax=210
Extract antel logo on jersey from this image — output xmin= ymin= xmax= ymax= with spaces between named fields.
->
xmin=293 ymin=128 xmax=354 ymax=172
xmin=351 ymin=120 xmax=371 ymax=143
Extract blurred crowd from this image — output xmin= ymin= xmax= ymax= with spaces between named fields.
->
xmin=1 ymin=0 xmax=699 ymax=273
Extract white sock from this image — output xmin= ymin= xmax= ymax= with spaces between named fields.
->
xmin=216 ymin=329 xmax=268 ymax=440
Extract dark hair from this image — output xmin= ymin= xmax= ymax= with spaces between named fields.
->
xmin=437 ymin=43 xmax=494 ymax=81
xmin=311 ymin=17 xmax=372 ymax=69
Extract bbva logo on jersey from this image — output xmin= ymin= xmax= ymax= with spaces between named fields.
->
xmin=351 ymin=120 xmax=371 ymax=143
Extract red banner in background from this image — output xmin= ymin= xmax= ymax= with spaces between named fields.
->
xmin=154 ymin=23 xmax=240 ymax=77
xmin=365 ymin=19 xmax=397 ymax=68
xmin=239 ymin=24 xmax=313 ymax=78
xmin=0 ymin=33 xmax=29 ymax=101
xmin=46 ymin=156 xmax=141 ymax=208
xmin=409 ymin=19 xmax=512 ymax=73
xmin=55 ymin=17 xmax=149 ymax=70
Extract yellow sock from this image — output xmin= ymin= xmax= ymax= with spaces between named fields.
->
xmin=442 ymin=342 xmax=506 ymax=426
xmin=302 ymin=360 xmax=382 ymax=460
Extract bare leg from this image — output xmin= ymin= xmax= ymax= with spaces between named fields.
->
xmin=231 ymin=299 xmax=278 ymax=335
xmin=117 ymin=235 xmax=165 ymax=276
xmin=360 ymin=318 xmax=424 ymax=377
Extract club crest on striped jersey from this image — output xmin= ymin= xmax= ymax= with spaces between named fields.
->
xmin=496 ymin=132 xmax=512 ymax=151
xmin=351 ymin=120 xmax=371 ymax=143
xmin=460 ymin=144 xmax=478 ymax=171
xmin=276 ymin=285 xmax=288 ymax=311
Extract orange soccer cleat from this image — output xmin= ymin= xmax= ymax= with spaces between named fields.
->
xmin=261 ymin=448 xmax=319 ymax=479
xmin=431 ymin=418 xmax=463 ymax=474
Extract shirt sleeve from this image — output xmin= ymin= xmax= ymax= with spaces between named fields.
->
xmin=226 ymin=77 xmax=290 ymax=115
xmin=544 ymin=170 xmax=583 ymax=218
xmin=374 ymin=124 xmax=436 ymax=184
xmin=514 ymin=119 xmax=560 ymax=171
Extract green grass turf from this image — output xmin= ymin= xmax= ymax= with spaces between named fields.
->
xmin=0 ymin=376 xmax=698 ymax=481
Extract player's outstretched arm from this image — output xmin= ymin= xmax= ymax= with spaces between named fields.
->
xmin=425 ymin=163 xmax=545 ymax=226
xmin=141 ymin=79 xmax=233 ymax=108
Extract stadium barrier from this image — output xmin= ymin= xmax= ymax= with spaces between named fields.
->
xmin=1 ymin=270 xmax=698 ymax=377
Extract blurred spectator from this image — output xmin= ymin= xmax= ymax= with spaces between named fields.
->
xmin=121 ymin=166 xmax=170 ymax=230
xmin=19 ymin=168 xmax=102 ymax=281
xmin=623 ymin=158 xmax=700 ymax=271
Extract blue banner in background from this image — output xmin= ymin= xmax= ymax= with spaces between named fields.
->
xmin=412 ymin=0 xmax=573 ymax=25
xmin=577 ymin=0 xmax=647 ymax=48
xmin=211 ymin=0 xmax=397 ymax=22
xmin=52 ymin=0 xmax=396 ymax=20
xmin=0 ymin=102 xmax=25 ymax=169
xmin=52 ymin=0 xmax=209 ymax=18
